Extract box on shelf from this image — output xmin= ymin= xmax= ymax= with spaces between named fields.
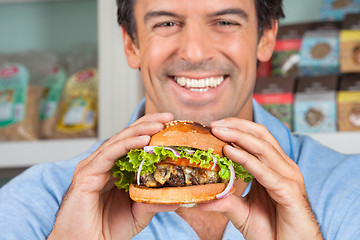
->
xmin=299 ymin=21 xmax=341 ymax=76
xmin=254 ymin=76 xmax=295 ymax=131
xmin=256 ymin=60 xmax=271 ymax=78
xmin=320 ymin=0 xmax=360 ymax=21
xmin=294 ymin=75 xmax=338 ymax=133
xmin=340 ymin=13 xmax=360 ymax=73
xmin=272 ymin=23 xmax=310 ymax=77
xmin=53 ymin=68 xmax=98 ymax=139
xmin=338 ymin=74 xmax=360 ymax=131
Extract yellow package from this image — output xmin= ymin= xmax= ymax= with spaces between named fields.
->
xmin=53 ymin=68 xmax=98 ymax=138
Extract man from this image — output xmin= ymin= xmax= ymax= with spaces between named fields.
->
xmin=1 ymin=0 xmax=359 ymax=239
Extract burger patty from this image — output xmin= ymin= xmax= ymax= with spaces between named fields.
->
xmin=137 ymin=163 xmax=227 ymax=188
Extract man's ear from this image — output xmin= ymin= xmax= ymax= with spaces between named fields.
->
xmin=122 ymin=27 xmax=141 ymax=69
xmin=257 ymin=20 xmax=278 ymax=62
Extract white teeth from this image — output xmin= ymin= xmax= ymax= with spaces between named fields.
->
xmin=174 ymin=76 xmax=224 ymax=91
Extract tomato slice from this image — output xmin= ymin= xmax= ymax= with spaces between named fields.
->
xmin=162 ymin=157 xmax=220 ymax=171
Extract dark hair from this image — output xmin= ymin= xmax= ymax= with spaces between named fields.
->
xmin=116 ymin=0 xmax=285 ymax=42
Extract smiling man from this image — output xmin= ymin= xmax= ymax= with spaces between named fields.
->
xmin=1 ymin=0 xmax=360 ymax=240
xmin=127 ymin=1 xmax=262 ymax=124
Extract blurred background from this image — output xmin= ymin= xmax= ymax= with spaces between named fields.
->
xmin=0 ymin=0 xmax=359 ymax=187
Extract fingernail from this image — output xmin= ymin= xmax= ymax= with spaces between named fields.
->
xmin=139 ymin=135 xmax=150 ymax=141
xmin=217 ymin=126 xmax=229 ymax=131
xmin=212 ymin=119 xmax=225 ymax=125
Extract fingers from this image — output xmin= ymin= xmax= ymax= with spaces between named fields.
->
xmin=211 ymin=118 xmax=292 ymax=162
xmin=94 ymin=113 xmax=174 ymax=156
xmin=131 ymin=202 xmax=179 ymax=232
xmin=222 ymin=145 xmax=292 ymax=199
xmin=197 ymin=194 xmax=249 ymax=232
xmin=211 ymin=118 xmax=298 ymax=175
xmin=73 ymin=113 xmax=173 ymax=192
xmin=210 ymin=118 xmax=305 ymax=205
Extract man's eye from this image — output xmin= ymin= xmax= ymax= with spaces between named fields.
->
xmin=154 ymin=22 xmax=178 ymax=28
xmin=217 ymin=21 xmax=239 ymax=27
xmin=153 ymin=21 xmax=182 ymax=36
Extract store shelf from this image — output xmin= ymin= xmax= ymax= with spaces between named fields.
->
xmin=0 ymin=138 xmax=98 ymax=168
xmin=304 ymin=132 xmax=360 ymax=154
xmin=0 ymin=0 xmax=89 ymax=3
xmin=0 ymin=131 xmax=358 ymax=169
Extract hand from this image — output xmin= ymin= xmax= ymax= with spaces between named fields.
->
xmin=198 ymin=118 xmax=323 ymax=240
xmin=48 ymin=113 xmax=178 ymax=240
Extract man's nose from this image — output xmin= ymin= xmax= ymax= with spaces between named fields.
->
xmin=179 ymin=24 xmax=214 ymax=64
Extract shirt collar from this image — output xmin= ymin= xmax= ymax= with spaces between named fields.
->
xmin=127 ymin=98 xmax=293 ymax=158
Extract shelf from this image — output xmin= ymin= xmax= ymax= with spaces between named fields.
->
xmin=299 ymin=132 xmax=360 ymax=154
xmin=0 ymin=138 xmax=98 ymax=168
xmin=0 ymin=131 xmax=358 ymax=169
xmin=0 ymin=0 xmax=89 ymax=3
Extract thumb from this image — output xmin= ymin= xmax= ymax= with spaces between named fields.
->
xmin=197 ymin=194 xmax=250 ymax=230
xmin=131 ymin=202 xmax=179 ymax=231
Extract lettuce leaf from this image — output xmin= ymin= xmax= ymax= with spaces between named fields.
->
xmin=111 ymin=146 xmax=253 ymax=191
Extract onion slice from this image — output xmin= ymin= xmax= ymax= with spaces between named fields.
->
xmin=210 ymin=154 xmax=217 ymax=171
xmin=164 ymin=147 xmax=181 ymax=157
xmin=137 ymin=158 xmax=146 ymax=186
xmin=216 ymin=164 xmax=235 ymax=200
xmin=143 ymin=146 xmax=155 ymax=154
xmin=182 ymin=148 xmax=196 ymax=155
xmin=144 ymin=146 xmax=181 ymax=158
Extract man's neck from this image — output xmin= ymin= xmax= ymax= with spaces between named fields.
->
xmin=176 ymin=208 xmax=228 ymax=240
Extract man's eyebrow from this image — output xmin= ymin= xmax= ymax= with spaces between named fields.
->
xmin=144 ymin=10 xmax=181 ymax=23
xmin=208 ymin=8 xmax=249 ymax=22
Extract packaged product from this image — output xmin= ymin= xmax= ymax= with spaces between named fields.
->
xmin=254 ymin=76 xmax=295 ymax=131
xmin=52 ymin=68 xmax=98 ymax=139
xmin=320 ymin=0 xmax=360 ymax=21
xmin=338 ymin=74 xmax=360 ymax=131
xmin=340 ymin=13 xmax=360 ymax=73
xmin=299 ymin=21 xmax=341 ymax=76
xmin=294 ymin=75 xmax=338 ymax=133
xmin=272 ymin=23 xmax=310 ymax=77
xmin=39 ymin=67 xmax=67 ymax=138
xmin=0 ymin=62 xmax=42 ymax=141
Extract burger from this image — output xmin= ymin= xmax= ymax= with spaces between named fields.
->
xmin=112 ymin=120 xmax=253 ymax=204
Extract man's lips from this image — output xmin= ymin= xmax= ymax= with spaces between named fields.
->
xmin=172 ymin=75 xmax=226 ymax=92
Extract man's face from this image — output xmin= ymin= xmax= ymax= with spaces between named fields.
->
xmin=124 ymin=0 xmax=276 ymax=125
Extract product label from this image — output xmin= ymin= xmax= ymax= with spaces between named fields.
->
xmin=39 ymin=67 xmax=67 ymax=120
xmin=56 ymin=68 xmax=98 ymax=133
xmin=0 ymin=64 xmax=29 ymax=127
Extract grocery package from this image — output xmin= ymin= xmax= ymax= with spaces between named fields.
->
xmin=254 ymin=76 xmax=295 ymax=131
xmin=53 ymin=68 xmax=98 ymax=138
xmin=50 ymin=44 xmax=98 ymax=139
xmin=299 ymin=21 xmax=341 ymax=76
xmin=39 ymin=66 xmax=67 ymax=138
xmin=340 ymin=13 xmax=360 ymax=73
xmin=338 ymin=74 xmax=360 ymax=131
xmin=0 ymin=62 xmax=41 ymax=141
xmin=0 ymin=51 xmax=60 ymax=141
xmin=272 ymin=23 xmax=310 ymax=77
xmin=320 ymin=0 xmax=360 ymax=21
xmin=294 ymin=75 xmax=338 ymax=133
xmin=256 ymin=61 xmax=271 ymax=78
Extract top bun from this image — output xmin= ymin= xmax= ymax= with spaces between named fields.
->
xmin=149 ymin=120 xmax=227 ymax=156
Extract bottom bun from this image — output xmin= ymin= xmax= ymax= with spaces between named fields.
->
xmin=129 ymin=183 xmax=234 ymax=204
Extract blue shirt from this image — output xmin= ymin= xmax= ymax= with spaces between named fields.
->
xmin=1 ymin=99 xmax=360 ymax=240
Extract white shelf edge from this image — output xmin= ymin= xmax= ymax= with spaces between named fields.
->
xmin=0 ymin=131 xmax=359 ymax=169
xmin=0 ymin=138 xmax=98 ymax=168
xmin=0 ymin=0 xmax=91 ymax=3
xmin=296 ymin=131 xmax=360 ymax=154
